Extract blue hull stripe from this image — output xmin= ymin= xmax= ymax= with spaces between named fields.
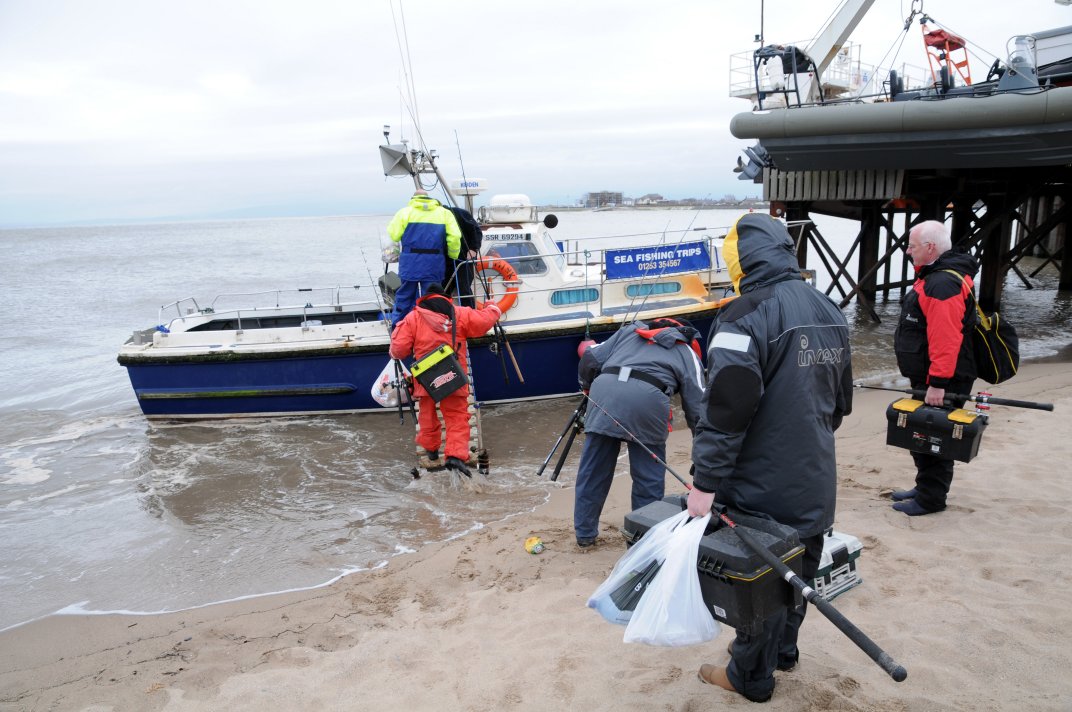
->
xmin=137 ymin=383 xmax=356 ymax=399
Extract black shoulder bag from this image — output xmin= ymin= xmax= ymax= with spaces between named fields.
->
xmin=944 ymin=270 xmax=1019 ymax=385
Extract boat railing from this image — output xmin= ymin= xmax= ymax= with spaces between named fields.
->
xmin=157 ymin=297 xmax=203 ymax=324
xmin=206 ymin=285 xmax=370 ymax=313
xmin=159 ymin=286 xmax=383 ymax=331
xmin=730 ymin=41 xmax=936 ymax=107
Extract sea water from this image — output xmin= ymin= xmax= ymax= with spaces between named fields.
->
xmin=0 ymin=209 xmax=1068 ymax=631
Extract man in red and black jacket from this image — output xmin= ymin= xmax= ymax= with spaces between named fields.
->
xmin=892 ymin=220 xmax=979 ymax=516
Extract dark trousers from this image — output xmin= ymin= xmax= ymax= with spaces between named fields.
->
xmin=390 ymin=278 xmax=439 ymax=325
xmin=446 ymin=259 xmax=476 ymax=309
xmin=909 ymin=378 xmax=974 ymax=511
xmin=726 ymin=533 xmax=824 ymax=701
xmin=573 ymin=432 xmax=666 ymax=541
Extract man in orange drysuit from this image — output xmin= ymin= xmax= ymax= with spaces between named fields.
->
xmin=389 ymin=284 xmax=502 ymax=475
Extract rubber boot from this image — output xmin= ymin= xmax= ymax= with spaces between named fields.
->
xmin=445 ymin=456 xmax=472 ymax=478
xmin=891 ymin=488 xmax=917 ymax=502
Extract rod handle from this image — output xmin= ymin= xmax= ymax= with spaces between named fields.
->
xmin=965 ymin=394 xmax=1053 ymax=411
xmin=805 ymin=586 xmax=908 ymax=682
xmin=503 ymin=338 xmax=525 ymax=384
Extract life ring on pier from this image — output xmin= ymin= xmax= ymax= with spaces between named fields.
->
xmin=475 ymin=256 xmax=520 ymax=313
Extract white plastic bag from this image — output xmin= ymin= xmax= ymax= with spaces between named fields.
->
xmin=370 ymin=359 xmax=412 ymax=408
xmin=623 ymin=512 xmax=719 ymax=647
xmin=587 ymin=509 xmax=690 ymax=625
xmin=381 ymin=242 xmax=401 ymax=264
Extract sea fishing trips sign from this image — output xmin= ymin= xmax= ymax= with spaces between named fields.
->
xmin=604 ymin=241 xmax=711 ymax=280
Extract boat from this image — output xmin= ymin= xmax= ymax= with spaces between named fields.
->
xmin=728 ymin=2 xmax=1072 ymax=176
xmin=117 ymin=143 xmax=733 ymax=419
xmin=730 ymin=85 xmax=1072 ymax=171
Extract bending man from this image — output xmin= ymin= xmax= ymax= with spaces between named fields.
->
xmin=573 ymin=318 xmax=705 ymax=547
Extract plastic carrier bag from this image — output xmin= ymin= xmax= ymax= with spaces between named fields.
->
xmin=587 ymin=510 xmax=685 ymax=625
xmin=587 ymin=510 xmax=720 ymax=647
xmin=623 ymin=512 xmax=719 ymax=647
xmin=370 ymin=359 xmax=412 ymax=408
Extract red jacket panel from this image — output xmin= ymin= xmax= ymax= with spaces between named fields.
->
xmin=388 ymin=294 xmax=501 ymax=398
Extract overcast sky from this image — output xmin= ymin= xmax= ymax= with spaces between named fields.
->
xmin=1 ymin=0 xmax=1069 ymax=226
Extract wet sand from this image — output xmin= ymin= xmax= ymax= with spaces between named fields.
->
xmin=2 ymin=362 xmax=1071 ymax=711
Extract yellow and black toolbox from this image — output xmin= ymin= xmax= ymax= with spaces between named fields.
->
xmin=885 ymin=398 xmax=987 ymax=463
xmin=622 ymin=498 xmax=804 ymax=631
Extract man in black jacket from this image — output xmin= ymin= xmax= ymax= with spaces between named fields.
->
xmin=445 ymin=206 xmax=483 ymax=308
xmin=687 ymin=213 xmax=853 ymax=703
xmin=891 ymin=220 xmax=978 ymax=515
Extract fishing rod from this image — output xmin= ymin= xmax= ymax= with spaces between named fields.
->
xmin=581 ymin=392 xmax=908 ymax=682
xmin=363 ymin=250 xmax=417 ymax=425
xmin=450 ymin=132 xmax=524 ymax=384
xmin=855 ymin=384 xmax=1054 ymax=412
xmin=622 ymin=223 xmax=709 ymax=325
xmin=476 ymin=262 xmax=524 ymax=383
xmin=389 ymin=1 xmax=520 ymax=384
xmin=578 ymin=392 xmax=692 ymax=490
xmin=622 ymin=195 xmax=715 ymax=324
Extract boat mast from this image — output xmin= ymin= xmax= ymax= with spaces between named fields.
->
xmin=379 ymin=125 xmax=459 ymax=207
xmin=759 ymin=0 xmax=764 ymax=48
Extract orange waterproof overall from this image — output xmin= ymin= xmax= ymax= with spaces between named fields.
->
xmin=389 ymin=292 xmax=501 ymax=460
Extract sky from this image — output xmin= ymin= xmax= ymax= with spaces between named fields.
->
xmin=1 ymin=0 xmax=1070 ymax=227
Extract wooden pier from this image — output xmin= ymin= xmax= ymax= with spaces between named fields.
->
xmin=764 ymin=164 xmax=1070 ymax=320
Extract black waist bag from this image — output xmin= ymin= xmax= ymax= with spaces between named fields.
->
xmin=411 ymin=344 xmax=468 ymax=401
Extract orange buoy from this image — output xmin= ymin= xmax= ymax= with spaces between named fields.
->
xmin=476 ymin=257 xmax=520 ymax=313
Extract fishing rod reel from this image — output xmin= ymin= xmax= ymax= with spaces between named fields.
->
xmin=855 ymin=383 xmax=1054 ymax=412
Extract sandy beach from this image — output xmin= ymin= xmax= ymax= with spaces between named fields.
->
xmin=2 ymin=361 xmax=1071 ymax=712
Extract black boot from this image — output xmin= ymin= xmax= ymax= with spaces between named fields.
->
xmin=445 ymin=456 xmax=472 ymax=478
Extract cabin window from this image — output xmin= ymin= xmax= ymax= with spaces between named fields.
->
xmin=626 ymin=281 xmax=682 ymax=298
xmin=485 ymin=241 xmax=548 ymax=275
xmin=550 ymin=288 xmax=599 ymax=306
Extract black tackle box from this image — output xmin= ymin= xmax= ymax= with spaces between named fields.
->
xmin=622 ymin=498 xmax=804 ymax=631
xmin=885 ymin=398 xmax=987 ymax=463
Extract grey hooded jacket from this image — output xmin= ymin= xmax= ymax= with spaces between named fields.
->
xmin=691 ymin=214 xmax=853 ymax=537
xmin=580 ymin=322 xmax=706 ymax=446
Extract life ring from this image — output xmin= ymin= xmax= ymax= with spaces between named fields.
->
xmin=475 ymin=256 xmax=519 ymax=313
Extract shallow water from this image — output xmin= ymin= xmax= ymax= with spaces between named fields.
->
xmin=1 ymin=210 xmax=1068 ymax=631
